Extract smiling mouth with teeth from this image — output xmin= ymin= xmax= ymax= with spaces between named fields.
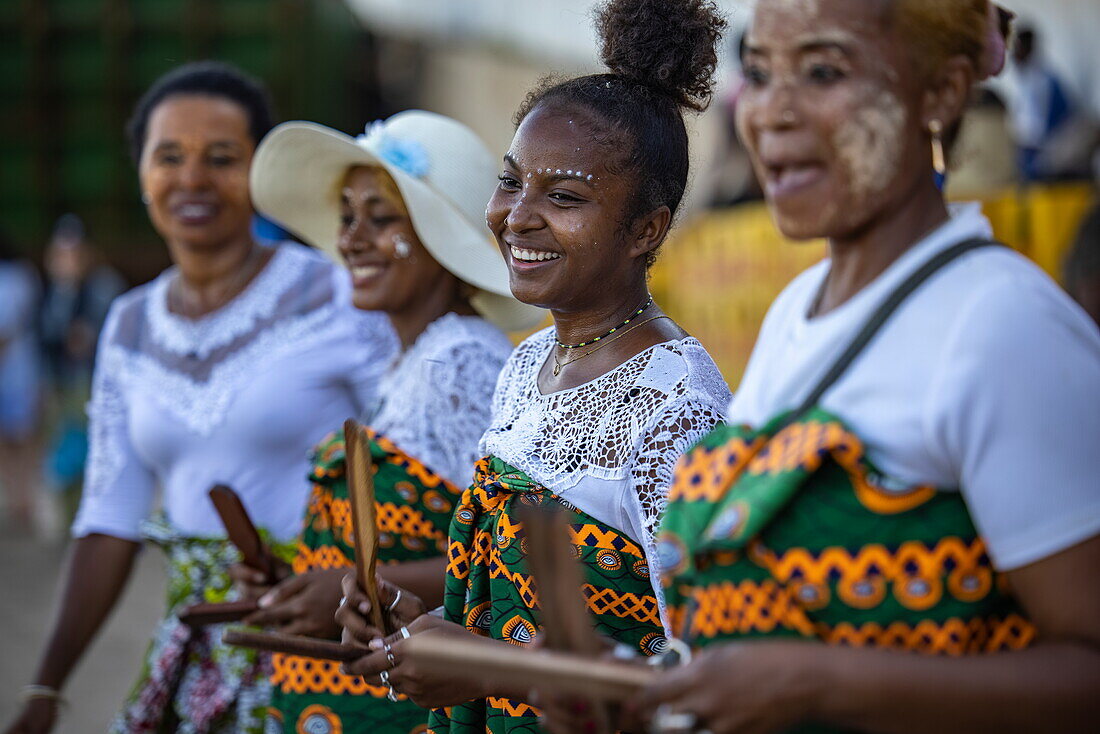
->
xmin=350 ymin=265 xmax=386 ymax=278
xmin=177 ymin=204 xmax=216 ymax=217
xmin=510 ymin=246 xmax=562 ymax=263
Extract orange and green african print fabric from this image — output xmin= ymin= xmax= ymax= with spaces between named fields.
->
xmin=427 ymin=456 xmax=666 ymax=734
xmin=267 ymin=428 xmax=461 ymax=734
xmin=659 ymin=407 xmax=1035 ymax=660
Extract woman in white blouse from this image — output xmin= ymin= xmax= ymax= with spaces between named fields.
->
xmin=7 ymin=63 xmax=395 ymax=734
xmin=237 ymin=111 xmax=543 ymax=734
xmin=335 ymin=1 xmax=732 ymax=730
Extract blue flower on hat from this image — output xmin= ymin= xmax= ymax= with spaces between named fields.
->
xmin=357 ymin=121 xmax=430 ymax=178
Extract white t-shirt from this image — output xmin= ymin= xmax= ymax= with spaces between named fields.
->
xmin=72 ymin=244 xmax=398 ymax=542
xmin=728 ymin=203 xmax=1100 ymax=571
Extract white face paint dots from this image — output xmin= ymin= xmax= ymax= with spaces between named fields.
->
xmin=512 ymin=160 xmax=597 ymax=184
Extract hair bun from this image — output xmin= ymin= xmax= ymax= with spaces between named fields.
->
xmin=596 ymin=0 xmax=726 ymax=112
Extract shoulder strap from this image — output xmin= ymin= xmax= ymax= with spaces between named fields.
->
xmin=787 ymin=237 xmax=1000 ymax=424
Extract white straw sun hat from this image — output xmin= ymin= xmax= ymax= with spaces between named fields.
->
xmin=250 ymin=111 xmax=544 ymax=332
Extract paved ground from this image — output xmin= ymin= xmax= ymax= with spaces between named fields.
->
xmin=0 ymin=527 xmax=165 ymax=733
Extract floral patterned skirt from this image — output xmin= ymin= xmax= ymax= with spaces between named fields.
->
xmin=109 ymin=517 xmax=295 ymax=734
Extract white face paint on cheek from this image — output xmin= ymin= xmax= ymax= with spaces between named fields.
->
xmin=832 ymin=87 xmax=908 ymax=207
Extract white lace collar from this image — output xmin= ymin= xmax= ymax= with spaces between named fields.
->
xmin=482 ymin=327 xmax=730 ymax=491
xmin=145 ymin=244 xmax=299 ymax=359
xmin=371 ymin=312 xmax=514 ymax=486
xmin=384 ymin=312 xmax=505 ymax=375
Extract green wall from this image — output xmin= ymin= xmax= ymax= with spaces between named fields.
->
xmin=1 ymin=0 xmax=379 ymax=281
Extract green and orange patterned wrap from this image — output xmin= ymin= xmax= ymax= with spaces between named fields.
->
xmin=427 ymin=456 xmax=666 ymax=734
xmin=267 ymin=428 xmax=463 ymax=734
xmin=659 ymin=407 xmax=1036 ymax=657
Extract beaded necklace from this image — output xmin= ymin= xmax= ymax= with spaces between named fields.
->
xmin=555 ymin=296 xmax=653 ymax=349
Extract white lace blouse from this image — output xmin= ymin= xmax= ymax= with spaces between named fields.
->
xmin=369 ymin=313 xmax=514 ymax=488
xmin=481 ymin=327 xmax=731 ymax=619
xmin=71 ymin=244 xmax=398 ymax=542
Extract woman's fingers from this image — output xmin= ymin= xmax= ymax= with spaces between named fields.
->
xmin=228 ymin=562 xmax=271 ymax=600
xmin=338 ymin=572 xmax=377 ymax=617
xmin=243 ymin=598 xmax=300 ymax=627
xmin=631 ymin=659 xmax=703 ymax=721
xmin=335 ymin=586 xmax=385 ymax=645
xmin=340 ymin=645 xmax=396 ymax=679
xmin=257 ymin=573 xmax=308 ymax=608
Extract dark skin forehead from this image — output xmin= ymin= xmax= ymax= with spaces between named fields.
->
xmin=509 ymin=105 xmax=612 ymax=176
xmin=507 ymin=104 xmax=635 ymax=214
xmin=143 ymin=95 xmax=254 ymax=153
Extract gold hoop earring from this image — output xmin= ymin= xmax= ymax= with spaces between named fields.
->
xmin=929 ymin=119 xmax=946 ymax=176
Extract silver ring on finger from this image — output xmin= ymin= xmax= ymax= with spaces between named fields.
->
xmin=399 ymin=625 xmax=411 ymax=640
xmin=386 ymin=588 xmax=403 ymax=613
xmin=378 ymin=669 xmax=400 ymax=701
xmin=383 ymin=640 xmax=397 ymax=668
xmin=338 ymin=595 xmax=347 ymax=609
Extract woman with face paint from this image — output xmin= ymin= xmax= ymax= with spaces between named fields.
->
xmin=587 ymin=2 xmax=1098 ymax=733
xmin=6 ymin=63 xmax=397 ymax=734
xmin=334 ymin=1 xmax=732 ymax=730
xmin=241 ymin=113 xmax=543 ymax=734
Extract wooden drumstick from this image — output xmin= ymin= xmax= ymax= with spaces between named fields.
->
xmin=520 ymin=504 xmax=603 ymax=654
xmin=344 ymin=418 xmax=389 ymax=636
xmin=223 ymin=629 xmax=365 ymax=662
xmin=179 ymin=485 xmax=274 ymax=627
xmin=222 ymin=629 xmax=655 ymax=700
xmin=403 ymin=631 xmax=655 ymax=701
xmin=209 ymin=484 xmax=274 ymax=582
xmin=179 ymin=599 xmax=259 ymax=627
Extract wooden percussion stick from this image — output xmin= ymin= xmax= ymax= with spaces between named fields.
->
xmin=223 ymin=629 xmax=365 ymax=663
xmin=403 ymin=631 xmax=655 ymax=702
xmin=520 ymin=504 xmax=617 ymax=728
xmin=209 ymin=484 xmax=274 ymax=582
xmin=224 ymin=629 xmax=655 ymax=700
xmin=520 ymin=504 xmax=603 ymax=654
xmin=344 ymin=418 xmax=389 ymax=636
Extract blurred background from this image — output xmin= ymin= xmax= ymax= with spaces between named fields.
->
xmin=1 ymin=1 xmax=1098 ymax=729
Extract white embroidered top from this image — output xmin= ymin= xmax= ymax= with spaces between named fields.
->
xmin=369 ymin=313 xmax=514 ymax=488
xmin=72 ymin=244 xmax=398 ymax=542
xmin=481 ymin=327 xmax=731 ymax=622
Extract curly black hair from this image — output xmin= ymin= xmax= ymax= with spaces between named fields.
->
xmin=515 ymin=0 xmax=726 ymax=262
xmin=125 ymin=61 xmax=274 ymax=163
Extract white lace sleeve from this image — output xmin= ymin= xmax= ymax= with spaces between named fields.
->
xmin=631 ymin=397 xmax=726 ymax=539
xmin=629 ymin=396 xmax=726 ymax=634
xmin=71 ymin=313 xmax=158 ymax=541
xmin=423 ymin=340 xmax=509 ymax=488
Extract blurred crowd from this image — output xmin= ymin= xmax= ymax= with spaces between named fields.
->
xmin=0 ymin=216 xmax=125 ymax=535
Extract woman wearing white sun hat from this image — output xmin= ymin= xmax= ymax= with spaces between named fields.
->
xmin=236 ymin=111 xmax=543 ymax=734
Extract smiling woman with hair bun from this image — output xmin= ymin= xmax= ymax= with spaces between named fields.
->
xmin=334 ymin=1 xmax=732 ymax=731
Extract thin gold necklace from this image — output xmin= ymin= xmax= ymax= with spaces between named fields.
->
xmin=552 ymin=315 xmax=670 ymax=376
